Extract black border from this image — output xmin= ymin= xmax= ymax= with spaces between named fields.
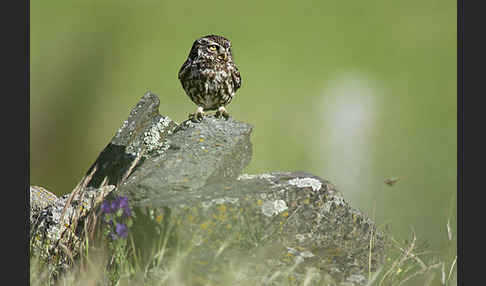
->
xmin=4 ymin=0 xmax=29 ymax=283
xmin=26 ymin=0 xmax=31 ymax=284
xmin=27 ymin=0 xmax=31 ymax=282
xmin=460 ymin=0 xmax=486 ymax=283
xmin=457 ymin=0 xmax=462 ymax=282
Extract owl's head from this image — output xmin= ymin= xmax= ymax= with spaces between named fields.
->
xmin=188 ymin=35 xmax=234 ymax=64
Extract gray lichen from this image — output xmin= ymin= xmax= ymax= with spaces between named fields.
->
xmin=142 ymin=116 xmax=173 ymax=156
xmin=261 ymin=199 xmax=288 ymax=217
xmin=288 ymin=177 xmax=322 ymax=191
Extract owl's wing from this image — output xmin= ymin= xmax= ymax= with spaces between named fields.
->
xmin=231 ymin=66 xmax=241 ymax=92
xmin=178 ymin=59 xmax=191 ymax=80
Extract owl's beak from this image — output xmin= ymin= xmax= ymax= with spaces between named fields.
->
xmin=218 ymin=53 xmax=228 ymax=61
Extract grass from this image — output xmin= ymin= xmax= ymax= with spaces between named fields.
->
xmin=30 ymin=213 xmax=457 ymax=286
xmin=30 ymin=164 xmax=457 ymax=286
xmin=367 ymin=221 xmax=457 ymax=286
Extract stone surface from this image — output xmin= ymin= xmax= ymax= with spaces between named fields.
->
xmin=119 ymin=115 xmax=253 ymax=204
xmin=29 ymin=91 xmax=254 ymax=277
xmin=85 ymin=92 xmax=178 ymax=188
xmin=29 ymin=185 xmax=114 ymax=272
xmin=119 ymin=171 xmax=385 ymax=285
xmin=30 ymin=186 xmax=58 ymax=226
xmin=30 ymin=92 xmax=386 ymax=285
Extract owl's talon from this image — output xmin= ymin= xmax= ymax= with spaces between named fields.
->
xmin=215 ymin=107 xmax=230 ymax=120
xmin=189 ymin=107 xmax=205 ymax=122
xmin=188 ymin=113 xmax=200 ymax=123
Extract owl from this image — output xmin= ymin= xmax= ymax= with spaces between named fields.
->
xmin=178 ymin=35 xmax=241 ymax=121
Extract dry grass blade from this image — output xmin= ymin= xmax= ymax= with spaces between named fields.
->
xmin=366 ymin=266 xmax=384 ymax=286
xmin=59 ymin=242 xmax=75 ymax=264
xmin=100 ymin=176 xmax=109 ymax=188
xmin=118 ymin=148 xmax=145 ymax=187
xmin=379 ymin=228 xmax=444 ymax=286
xmin=87 ymin=183 xmax=114 ymax=240
xmin=447 ymin=256 xmax=457 ymax=283
xmin=390 ymin=236 xmax=427 ymax=271
xmin=61 ymin=165 xmax=98 ymax=222
xmin=93 ymin=182 xmax=113 ymax=206
xmin=379 ymin=231 xmax=417 ymax=285
xmin=369 ymin=226 xmax=374 ymax=281
xmin=71 ymin=172 xmax=110 ymax=235
xmin=396 ymin=262 xmax=441 ymax=286
xmin=441 ymin=261 xmax=446 ymax=285
xmin=368 ymin=202 xmax=376 ymax=282
xmin=72 ymin=186 xmax=89 ymax=230
xmin=446 ymin=219 xmax=452 ymax=241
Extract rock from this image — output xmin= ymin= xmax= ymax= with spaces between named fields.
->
xmin=85 ymin=92 xmax=178 ymax=188
xmin=29 ymin=91 xmax=253 ymax=276
xmin=119 ymin=115 xmax=253 ymax=203
xmin=29 ymin=185 xmax=115 ymax=273
xmin=30 ymin=186 xmax=58 ymax=226
xmin=119 ymin=171 xmax=385 ymax=285
xmin=84 ymin=91 xmax=252 ymax=194
xmin=30 ymin=92 xmax=386 ymax=285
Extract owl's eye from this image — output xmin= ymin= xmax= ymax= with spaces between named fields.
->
xmin=208 ymin=45 xmax=218 ymax=51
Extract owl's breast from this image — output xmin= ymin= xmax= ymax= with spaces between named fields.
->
xmin=180 ymin=62 xmax=238 ymax=110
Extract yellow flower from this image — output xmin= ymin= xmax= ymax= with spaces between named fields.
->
xmin=201 ymin=221 xmax=210 ymax=230
xmin=217 ymin=204 xmax=227 ymax=213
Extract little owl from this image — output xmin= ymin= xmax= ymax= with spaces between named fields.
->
xmin=178 ymin=35 xmax=241 ymax=121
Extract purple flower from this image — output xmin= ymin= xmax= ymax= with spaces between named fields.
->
xmin=101 ymin=195 xmax=132 ymax=241
xmin=118 ymin=196 xmax=129 ymax=209
xmin=123 ymin=207 xmax=131 ymax=217
xmin=121 ymin=199 xmax=132 ymax=217
xmin=115 ymin=223 xmax=128 ymax=238
xmin=101 ymin=201 xmax=112 ymax=214
xmin=111 ymin=200 xmax=119 ymax=212
xmin=113 ymin=196 xmax=131 ymax=217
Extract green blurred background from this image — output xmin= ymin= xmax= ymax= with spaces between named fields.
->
xmin=30 ymin=0 xmax=456 ymax=282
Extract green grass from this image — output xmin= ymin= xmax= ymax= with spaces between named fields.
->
xmin=30 ymin=215 xmax=457 ymax=286
xmin=30 ymin=168 xmax=457 ymax=286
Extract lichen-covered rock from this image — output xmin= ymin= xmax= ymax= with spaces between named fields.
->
xmin=84 ymin=91 xmax=252 ymax=194
xmin=119 ymin=172 xmax=385 ymax=286
xmin=29 ymin=185 xmax=114 ymax=273
xmin=85 ymin=92 xmax=178 ymax=188
xmin=119 ymin=115 xmax=253 ymax=203
xmin=30 ymin=92 xmax=386 ymax=285
xmin=30 ymin=186 xmax=58 ymax=226
xmin=29 ymin=91 xmax=253 ymax=277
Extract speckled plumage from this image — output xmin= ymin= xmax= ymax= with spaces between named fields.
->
xmin=178 ymin=35 xmax=241 ymax=120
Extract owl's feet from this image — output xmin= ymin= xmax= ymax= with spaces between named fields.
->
xmin=214 ymin=106 xmax=230 ymax=120
xmin=189 ymin=106 xmax=205 ymax=122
